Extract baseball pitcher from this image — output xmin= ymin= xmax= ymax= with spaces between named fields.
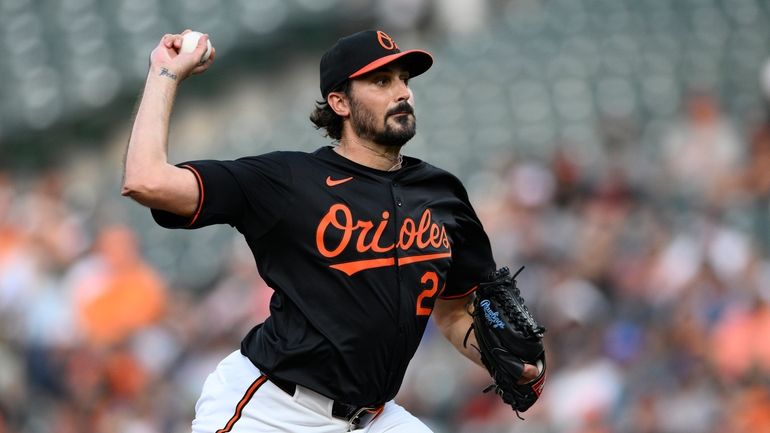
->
xmin=122 ymin=29 xmax=545 ymax=432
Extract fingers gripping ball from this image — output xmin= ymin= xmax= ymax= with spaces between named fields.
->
xmin=464 ymin=267 xmax=547 ymax=418
xmin=181 ymin=31 xmax=212 ymax=64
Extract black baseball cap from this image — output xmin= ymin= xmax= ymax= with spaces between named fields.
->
xmin=319 ymin=30 xmax=433 ymax=98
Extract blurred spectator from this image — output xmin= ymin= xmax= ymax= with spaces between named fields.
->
xmin=723 ymin=386 xmax=770 ymax=433
xmin=709 ymin=299 xmax=770 ymax=383
xmin=68 ymin=225 xmax=167 ymax=347
xmin=744 ymin=60 xmax=770 ymax=253
xmin=744 ymin=103 xmax=770 ymax=201
xmin=660 ymin=91 xmax=743 ymax=205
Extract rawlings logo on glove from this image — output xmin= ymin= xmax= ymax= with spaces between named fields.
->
xmin=479 ymin=300 xmax=506 ymax=329
xmin=464 ymin=267 xmax=547 ymax=418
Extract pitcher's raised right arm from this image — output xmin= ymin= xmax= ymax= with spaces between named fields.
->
xmin=122 ymin=30 xmax=216 ymax=217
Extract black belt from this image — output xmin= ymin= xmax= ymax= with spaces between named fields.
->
xmin=267 ymin=376 xmax=383 ymax=430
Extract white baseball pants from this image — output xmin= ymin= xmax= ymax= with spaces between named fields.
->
xmin=191 ymin=351 xmax=433 ymax=433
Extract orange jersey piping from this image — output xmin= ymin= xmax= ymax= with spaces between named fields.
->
xmin=180 ymin=164 xmax=204 ymax=228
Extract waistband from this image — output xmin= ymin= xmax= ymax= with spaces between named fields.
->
xmin=267 ymin=375 xmax=384 ymax=431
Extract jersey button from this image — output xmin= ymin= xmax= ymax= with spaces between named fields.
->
xmin=396 ymin=199 xmax=403 ymax=207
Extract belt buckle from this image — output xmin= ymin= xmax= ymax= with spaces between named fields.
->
xmin=347 ymin=406 xmax=382 ymax=431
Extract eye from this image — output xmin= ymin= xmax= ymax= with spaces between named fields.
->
xmin=375 ymin=76 xmax=390 ymax=86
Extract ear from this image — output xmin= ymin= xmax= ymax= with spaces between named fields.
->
xmin=327 ymin=91 xmax=350 ymax=117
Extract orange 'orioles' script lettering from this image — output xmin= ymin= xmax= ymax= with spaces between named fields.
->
xmin=316 ymin=204 xmax=451 ymax=275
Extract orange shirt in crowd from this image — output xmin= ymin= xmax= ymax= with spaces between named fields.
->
xmin=710 ymin=302 xmax=770 ymax=380
xmin=74 ymin=225 xmax=167 ymax=346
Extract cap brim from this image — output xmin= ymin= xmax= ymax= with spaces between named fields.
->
xmin=349 ymin=50 xmax=433 ymax=80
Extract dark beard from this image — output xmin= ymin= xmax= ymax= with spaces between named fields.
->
xmin=349 ymin=98 xmax=416 ymax=147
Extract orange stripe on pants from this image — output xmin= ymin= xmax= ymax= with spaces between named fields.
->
xmin=215 ymin=375 xmax=268 ymax=433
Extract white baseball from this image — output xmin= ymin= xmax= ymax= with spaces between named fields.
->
xmin=180 ymin=31 xmax=212 ymax=63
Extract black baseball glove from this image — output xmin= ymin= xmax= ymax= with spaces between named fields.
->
xmin=464 ymin=267 xmax=546 ymax=418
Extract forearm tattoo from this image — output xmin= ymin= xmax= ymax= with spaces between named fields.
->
xmin=159 ymin=67 xmax=177 ymax=80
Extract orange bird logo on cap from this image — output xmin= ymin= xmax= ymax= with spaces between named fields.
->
xmin=377 ymin=31 xmax=399 ymax=51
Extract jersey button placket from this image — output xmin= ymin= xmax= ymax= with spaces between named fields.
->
xmin=391 ymin=181 xmax=404 ymax=284
xmin=393 ymin=182 xmax=403 ymax=206
xmin=387 ymin=180 xmax=406 ymax=388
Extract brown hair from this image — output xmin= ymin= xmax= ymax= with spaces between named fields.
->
xmin=309 ymin=81 xmax=351 ymax=141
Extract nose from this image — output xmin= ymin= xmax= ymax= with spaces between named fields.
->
xmin=395 ymin=79 xmax=410 ymax=102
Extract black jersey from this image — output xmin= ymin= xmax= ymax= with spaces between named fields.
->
xmin=152 ymin=146 xmax=495 ymax=406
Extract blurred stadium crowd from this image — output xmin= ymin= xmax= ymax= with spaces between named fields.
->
xmin=2 ymin=0 xmax=770 ymax=432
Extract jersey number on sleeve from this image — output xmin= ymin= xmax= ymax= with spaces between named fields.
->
xmin=416 ymin=271 xmax=444 ymax=316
